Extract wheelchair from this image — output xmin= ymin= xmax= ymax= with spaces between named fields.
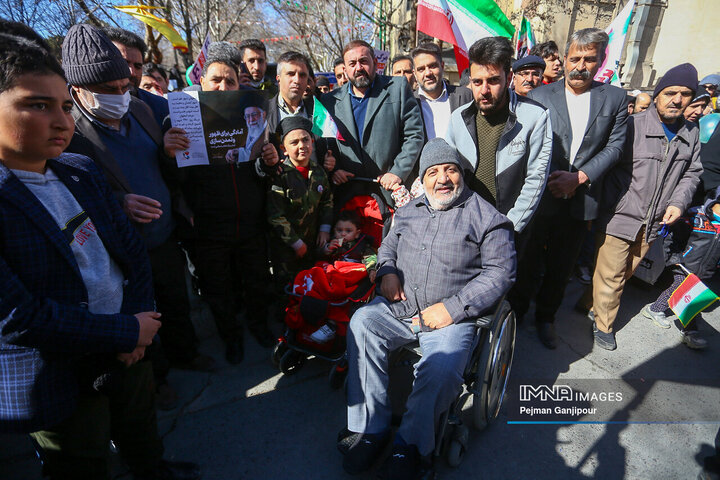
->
xmin=388 ymin=298 xmax=516 ymax=469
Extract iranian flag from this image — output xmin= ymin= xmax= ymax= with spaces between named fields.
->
xmin=668 ymin=273 xmax=719 ymax=327
xmin=594 ymin=0 xmax=635 ymax=85
xmin=312 ymin=97 xmax=344 ymax=141
xmin=515 ymin=16 xmax=535 ymax=59
xmin=416 ymin=0 xmax=515 ymax=74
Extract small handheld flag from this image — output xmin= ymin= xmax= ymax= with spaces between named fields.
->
xmin=668 ymin=271 xmax=719 ymax=327
xmin=312 ymin=97 xmax=344 ymax=141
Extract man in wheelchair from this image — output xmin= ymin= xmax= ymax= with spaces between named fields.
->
xmin=340 ymin=138 xmax=517 ymax=479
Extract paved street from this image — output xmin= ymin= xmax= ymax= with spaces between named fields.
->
xmin=3 ymin=274 xmax=720 ymax=479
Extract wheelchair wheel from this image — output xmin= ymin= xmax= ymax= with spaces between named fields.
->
xmin=271 ymin=341 xmax=288 ymax=367
xmin=472 ymin=302 xmax=516 ymax=431
xmin=328 ymin=358 xmax=348 ymax=390
xmin=279 ymin=350 xmax=306 ymax=375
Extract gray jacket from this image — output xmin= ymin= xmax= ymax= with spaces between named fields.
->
xmin=376 ymin=187 xmax=516 ymax=323
xmin=528 ymin=80 xmax=628 ymax=221
xmin=600 ymin=105 xmax=703 ymax=243
xmin=445 ymin=90 xmax=552 ymax=233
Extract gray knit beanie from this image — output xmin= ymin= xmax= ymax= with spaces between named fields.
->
xmin=419 ymin=138 xmax=463 ymax=180
xmin=62 ymin=24 xmax=129 ymax=86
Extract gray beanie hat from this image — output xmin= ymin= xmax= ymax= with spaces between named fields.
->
xmin=419 ymin=138 xmax=463 ymax=180
xmin=62 ymin=24 xmax=129 ymax=86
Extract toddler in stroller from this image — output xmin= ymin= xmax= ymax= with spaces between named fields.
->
xmin=272 ymin=194 xmax=392 ymax=387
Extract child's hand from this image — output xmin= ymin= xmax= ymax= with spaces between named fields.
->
xmin=317 ymin=231 xmax=330 ymax=247
xmin=327 ymin=238 xmax=343 ymax=251
xmin=324 ymin=149 xmax=336 ymax=171
xmin=368 ymin=270 xmax=377 ymax=283
xmin=261 ymin=143 xmax=279 ymax=166
xmin=294 ymin=241 xmax=308 ymax=258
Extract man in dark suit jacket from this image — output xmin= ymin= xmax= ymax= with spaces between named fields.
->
xmin=62 ymin=25 xmax=214 ymax=388
xmin=411 ymin=42 xmax=473 ymax=140
xmin=320 ymin=40 xmax=425 ymax=207
xmin=265 ymin=51 xmax=335 ymax=170
xmin=512 ymin=28 xmax=628 ymax=349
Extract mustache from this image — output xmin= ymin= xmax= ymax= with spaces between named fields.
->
xmin=568 ymin=69 xmax=591 ymax=80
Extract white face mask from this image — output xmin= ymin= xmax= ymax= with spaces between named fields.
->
xmin=82 ymin=90 xmax=131 ymax=119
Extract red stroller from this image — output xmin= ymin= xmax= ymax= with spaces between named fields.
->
xmin=271 ymin=193 xmax=392 ymax=388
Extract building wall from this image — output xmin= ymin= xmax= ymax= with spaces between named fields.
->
xmin=651 ymin=0 xmax=718 ymax=79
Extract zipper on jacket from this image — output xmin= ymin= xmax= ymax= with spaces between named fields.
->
xmin=643 ymin=138 xmax=672 ymax=240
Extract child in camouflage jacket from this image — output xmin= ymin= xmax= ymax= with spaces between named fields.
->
xmin=265 ymin=116 xmax=334 ymax=288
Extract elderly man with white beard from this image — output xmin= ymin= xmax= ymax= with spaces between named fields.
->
xmin=339 ymin=138 xmax=516 ymax=479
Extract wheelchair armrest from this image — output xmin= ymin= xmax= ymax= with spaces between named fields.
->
xmin=475 ymin=314 xmax=493 ymax=328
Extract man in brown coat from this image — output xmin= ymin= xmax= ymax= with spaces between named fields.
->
xmin=590 ymin=63 xmax=703 ymax=350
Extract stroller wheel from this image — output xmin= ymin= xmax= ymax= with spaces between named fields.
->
xmin=328 ymin=360 xmax=348 ymax=390
xmin=446 ymin=439 xmax=465 ymax=467
xmin=271 ymin=341 xmax=288 ymax=367
xmin=279 ymin=350 xmax=305 ymax=375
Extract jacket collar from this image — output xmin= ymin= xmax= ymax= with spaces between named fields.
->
xmin=643 ymin=104 xmax=693 ymax=144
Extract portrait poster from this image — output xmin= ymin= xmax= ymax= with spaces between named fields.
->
xmin=168 ymin=90 xmax=270 ymax=168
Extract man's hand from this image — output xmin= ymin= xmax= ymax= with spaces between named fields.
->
xmin=261 ymin=143 xmax=279 ymax=166
xmin=332 ymin=169 xmax=355 ymax=185
xmin=123 ymin=194 xmax=162 ymax=224
xmin=317 ymin=231 xmax=330 ymax=247
xmin=368 ymin=270 xmax=377 ymax=283
xmin=324 ymin=149 xmax=336 ymax=171
xmin=380 ymin=273 xmax=406 ymax=302
xmin=662 ymin=205 xmax=683 ymax=225
xmin=421 ymin=302 xmax=453 ymax=329
xmin=135 ymin=311 xmax=162 ymax=347
xmin=117 ymin=346 xmax=146 ymax=367
xmin=238 ymin=72 xmax=252 ymax=86
xmin=163 ymin=127 xmax=190 ymax=157
xmin=294 ymin=241 xmax=308 ymax=258
xmin=378 ymin=172 xmax=402 ymax=191
xmin=226 ymin=148 xmax=239 ymax=164
xmin=547 ymin=170 xmax=588 ymax=198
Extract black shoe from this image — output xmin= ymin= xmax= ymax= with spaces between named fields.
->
xmin=135 ymin=460 xmax=201 ymax=480
xmin=537 ymin=322 xmax=557 ymax=349
xmin=225 ymin=341 xmax=244 ymax=364
xmin=173 ymin=354 xmax=218 ymax=372
xmin=592 ymin=322 xmax=616 ymax=351
xmin=342 ymin=431 xmax=390 ymax=475
xmin=337 ymin=427 xmax=361 ymax=455
xmin=378 ymin=444 xmax=420 ymax=480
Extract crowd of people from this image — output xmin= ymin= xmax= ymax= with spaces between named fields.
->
xmin=1 ymin=16 xmax=720 ymax=480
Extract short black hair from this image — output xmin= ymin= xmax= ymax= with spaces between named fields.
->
xmin=0 ymin=22 xmax=65 ymax=93
xmin=467 ymin=36 xmax=514 ymax=74
xmin=207 ymin=41 xmax=242 ymax=67
xmin=529 ymin=41 xmax=559 ymax=60
xmin=103 ymin=27 xmax=147 ymax=57
xmin=390 ymin=54 xmax=413 ymax=70
xmin=143 ymin=62 xmax=167 ymax=80
xmin=342 ymin=39 xmax=374 ymax=59
xmin=410 ymin=42 xmax=442 ymax=64
xmin=336 ymin=210 xmax=363 ymax=229
xmin=277 ymin=51 xmax=311 ymax=75
xmin=238 ymin=39 xmax=266 ymax=59
xmin=333 ymin=57 xmax=344 ymax=69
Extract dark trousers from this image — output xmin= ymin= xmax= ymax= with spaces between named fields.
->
xmin=193 ymin=235 xmax=272 ymax=343
xmin=510 ymin=211 xmax=587 ymax=323
xmin=148 ymin=238 xmax=198 ymax=364
xmin=30 ymin=361 xmax=163 ymax=480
